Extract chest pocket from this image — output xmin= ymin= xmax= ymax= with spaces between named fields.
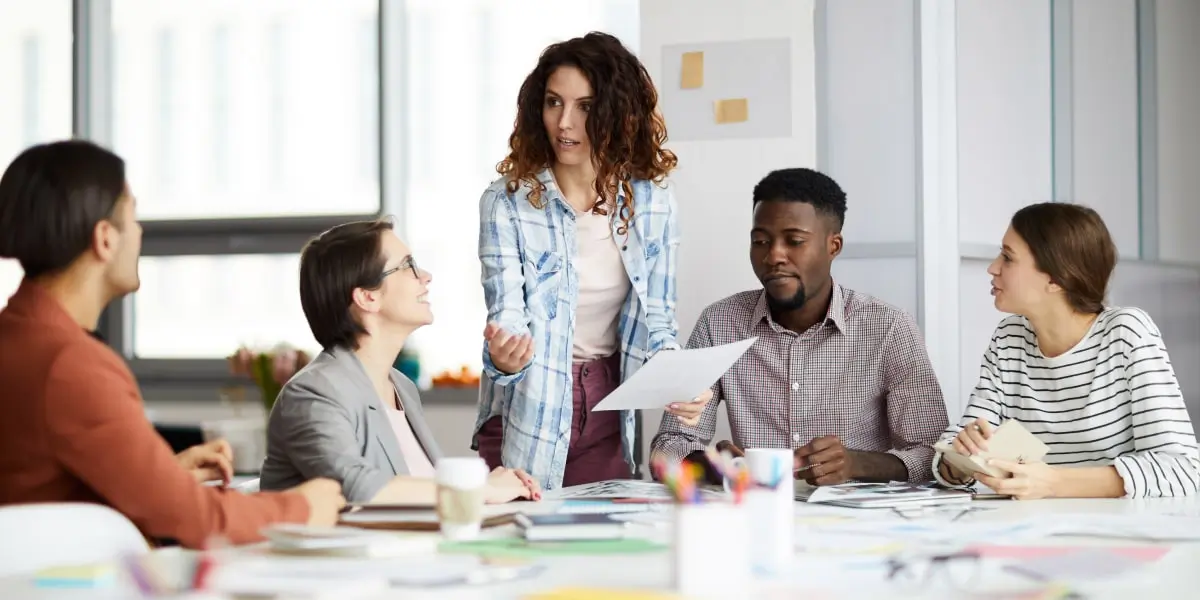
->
xmin=524 ymin=250 xmax=563 ymax=319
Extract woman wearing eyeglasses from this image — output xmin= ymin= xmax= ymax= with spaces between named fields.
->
xmin=473 ymin=32 xmax=712 ymax=490
xmin=261 ymin=219 xmax=542 ymax=505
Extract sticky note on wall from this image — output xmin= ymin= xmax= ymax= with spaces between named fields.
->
xmin=680 ymin=51 xmax=704 ymax=89
xmin=714 ymin=98 xmax=749 ymax=124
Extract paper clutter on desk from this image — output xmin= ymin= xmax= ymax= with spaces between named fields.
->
xmin=528 ymin=588 xmax=682 ymax=600
xmin=672 ymin=502 xmax=750 ymax=598
xmin=34 ymin=564 xmax=116 ymax=589
xmin=261 ymin=523 xmax=438 ymax=558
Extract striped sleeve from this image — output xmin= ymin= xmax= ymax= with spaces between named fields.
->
xmin=1111 ymin=310 xmax=1200 ymax=498
xmin=478 ymin=185 xmax=532 ymax=385
xmin=932 ymin=322 xmax=1009 ymax=487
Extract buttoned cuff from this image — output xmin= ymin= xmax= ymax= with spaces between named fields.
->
xmin=931 ymin=451 xmax=976 ymax=489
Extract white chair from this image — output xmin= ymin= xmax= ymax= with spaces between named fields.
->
xmin=0 ymin=503 xmax=150 ymax=577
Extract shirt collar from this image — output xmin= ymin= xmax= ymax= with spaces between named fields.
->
xmin=748 ymin=281 xmax=848 ymax=335
xmin=536 ymin=167 xmax=627 ymax=211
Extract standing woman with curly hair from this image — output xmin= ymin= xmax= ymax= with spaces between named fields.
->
xmin=473 ymin=32 xmax=712 ymax=489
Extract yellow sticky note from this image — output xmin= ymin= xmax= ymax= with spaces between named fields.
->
xmin=680 ymin=51 xmax=704 ymax=89
xmin=714 ymin=98 xmax=749 ymax=124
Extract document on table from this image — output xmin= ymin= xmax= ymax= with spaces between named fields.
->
xmin=591 ymin=337 xmax=757 ymax=411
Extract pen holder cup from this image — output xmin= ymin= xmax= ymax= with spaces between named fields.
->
xmin=744 ymin=487 xmax=794 ymax=576
xmin=671 ymin=503 xmax=750 ymax=597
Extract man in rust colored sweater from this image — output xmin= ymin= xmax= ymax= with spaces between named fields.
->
xmin=0 ymin=140 xmax=346 ymax=549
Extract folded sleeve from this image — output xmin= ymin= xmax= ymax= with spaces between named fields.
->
xmin=642 ymin=181 xmax=681 ymax=354
xmin=478 ymin=185 xmax=533 ymax=385
xmin=880 ymin=312 xmax=949 ymax=483
xmin=45 ymin=346 xmax=309 ymax=549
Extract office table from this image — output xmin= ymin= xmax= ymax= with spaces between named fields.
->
xmin=3 ymin=497 xmax=1198 ymax=599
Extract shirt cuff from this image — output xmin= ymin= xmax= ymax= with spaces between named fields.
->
xmin=931 ymin=451 xmax=976 ymax=489
xmin=481 ymin=345 xmax=529 ymax=386
xmin=1112 ymin=455 xmax=1140 ymax=499
xmin=650 ymin=435 xmax=704 ymax=464
xmin=887 ymin=445 xmax=936 ymax=483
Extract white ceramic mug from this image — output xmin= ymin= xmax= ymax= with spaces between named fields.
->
xmin=200 ymin=418 xmax=265 ymax=474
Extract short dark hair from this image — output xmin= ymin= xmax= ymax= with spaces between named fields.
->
xmin=751 ymin=168 xmax=847 ymax=231
xmin=1010 ymin=202 xmax=1116 ymax=314
xmin=299 ymin=219 xmax=395 ymax=351
xmin=0 ymin=140 xmax=127 ymax=278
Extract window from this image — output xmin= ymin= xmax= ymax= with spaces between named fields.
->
xmin=100 ymin=0 xmax=640 ymax=381
xmin=0 ymin=1 xmax=71 ymax=309
xmin=0 ymin=260 xmax=22 ymax=310
xmin=132 ymin=254 xmax=312 ymax=358
xmin=109 ymin=0 xmax=380 ymax=362
xmin=0 ymin=0 xmax=72 ymax=166
xmin=111 ymin=0 xmax=380 ymax=220
xmin=402 ymin=0 xmax=641 ymax=376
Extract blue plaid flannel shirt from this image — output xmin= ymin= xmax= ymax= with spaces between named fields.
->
xmin=473 ymin=168 xmax=681 ymax=489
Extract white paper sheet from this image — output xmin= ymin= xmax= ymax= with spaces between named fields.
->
xmin=591 ymin=337 xmax=758 ymax=411
xmin=1044 ymin=514 xmax=1200 ymax=542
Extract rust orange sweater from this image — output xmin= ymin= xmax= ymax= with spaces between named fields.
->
xmin=0 ymin=281 xmax=308 ymax=548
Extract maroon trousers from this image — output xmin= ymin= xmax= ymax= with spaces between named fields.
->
xmin=476 ymin=354 xmax=630 ymax=487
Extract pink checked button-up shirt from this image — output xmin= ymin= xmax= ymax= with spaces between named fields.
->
xmin=651 ymin=284 xmax=949 ymax=483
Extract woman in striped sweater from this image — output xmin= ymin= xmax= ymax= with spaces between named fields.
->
xmin=936 ymin=202 xmax=1200 ymax=499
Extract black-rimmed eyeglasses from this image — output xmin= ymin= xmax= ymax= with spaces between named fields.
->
xmin=380 ymin=256 xmax=420 ymax=280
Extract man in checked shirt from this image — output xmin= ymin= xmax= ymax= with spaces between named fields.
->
xmin=651 ymin=168 xmax=949 ymax=485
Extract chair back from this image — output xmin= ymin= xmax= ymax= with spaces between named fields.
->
xmin=0 ymin=503 xmax=149 ymax=577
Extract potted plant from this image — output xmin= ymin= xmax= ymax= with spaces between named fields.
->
xmin=226 ymin=343 xmax=312 ymax=413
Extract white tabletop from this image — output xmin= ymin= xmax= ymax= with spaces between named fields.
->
xmin=4 ymin=497 xmax=1199 ymax=599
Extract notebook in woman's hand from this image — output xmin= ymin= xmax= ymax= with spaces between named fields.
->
xmin=934 ymin=419 xmax=1049 ymax=479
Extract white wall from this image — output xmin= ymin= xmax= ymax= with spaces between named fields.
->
xmin=640 ymin=0 xmax=817 ymax=341
xmin=1156 ymin=0 xmax=1200 ymax=263
xmin=949 ymin=0 xmax=1200 ymax=424
xmin=1071 ymin=0 xmax=1140 ymax=257
xmin=636 ymin=0 xmax=817 ymax=459
xmin=955 ymin=0 xmax=1052 ymax=248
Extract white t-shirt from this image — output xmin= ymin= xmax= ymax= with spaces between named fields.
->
xmin=571 ymin=208 xmax=630 ymax=362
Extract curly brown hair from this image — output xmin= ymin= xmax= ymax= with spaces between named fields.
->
xmin=497 ymin=31 xmax=677 ymax=235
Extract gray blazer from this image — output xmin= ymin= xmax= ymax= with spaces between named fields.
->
xmin=260 ymin=346 xmax=444 ymax=502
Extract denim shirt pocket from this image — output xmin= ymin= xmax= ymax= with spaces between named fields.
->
xmin=524 ymin=250 xmax=564 ymax=319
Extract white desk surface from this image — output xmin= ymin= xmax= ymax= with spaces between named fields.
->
xmin=4 ymin=497 xmax=1199 ymax=599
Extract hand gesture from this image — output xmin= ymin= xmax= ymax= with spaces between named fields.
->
xmin=952 ymin=417 xmax=993 ymax=456
xmin=665 ymin=389 xmax=713 ymax=427
xmin=976 ymin=459 xmax=1059 ymax=500
xmin=484 ymin=322 xmax=534 ymax=375
xmin=177 ymin=439 xmax=234 ymax=485
xmin=484 ymin=467 xmax=542 ymax=504
xmin=290 ymin=478 xmax=347 ymax=527
xmin=794 ymin=435 xmax=853 ymax=486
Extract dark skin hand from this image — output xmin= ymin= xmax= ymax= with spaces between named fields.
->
xmin=793 ymin=436 xmax=909 ymax=485
xmin=712 ymin=438 xmax=909 ymax=486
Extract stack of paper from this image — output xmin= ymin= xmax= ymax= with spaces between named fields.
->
xmin=261 ymin=523 xmax=437 ymax=557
